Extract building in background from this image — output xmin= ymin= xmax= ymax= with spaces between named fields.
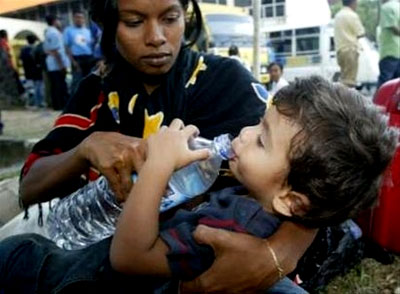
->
xmin=0 ymin=0 xmax=239 ymax=24
xmin=0 ymin=0 xmax=90 ymax=27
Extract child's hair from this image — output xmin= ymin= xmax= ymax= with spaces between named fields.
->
xmin=273 ymin=76 xmax=398 ymax=227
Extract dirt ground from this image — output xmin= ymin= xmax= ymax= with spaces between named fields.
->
xmin=0 ymin=108 xmax=60 ymax=140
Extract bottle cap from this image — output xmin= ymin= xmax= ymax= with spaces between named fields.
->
xmin=214 ymin=134 xmax=234 ymax=160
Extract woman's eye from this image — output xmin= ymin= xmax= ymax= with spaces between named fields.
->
xmin=124 ymin=20 xmax=142 ymax=27
xmin=164 ymin=13 xmax=180 ymax=24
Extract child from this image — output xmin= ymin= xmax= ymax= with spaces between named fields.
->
xmin=110 ymin=76 xmax=398 ymax=293
xmin=267 ymin=62 xmax=289 ymax=97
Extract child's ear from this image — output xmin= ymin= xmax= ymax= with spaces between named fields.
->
xmin=272 ymin=191 xmax=310 ymax=217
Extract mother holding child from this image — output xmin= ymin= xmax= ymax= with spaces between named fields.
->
xmin=0 ymin=0 xmax=397 ymax=293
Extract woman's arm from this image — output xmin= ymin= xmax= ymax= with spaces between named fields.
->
xmin=181 ymin=222 xmax=317 ymax=293
xmin=20 ymin=131 xmax=145 ymax=206
xmin=110 ymin=120 xmax=210 ymax=276
xmin=19 ymin=145 xmax=89 ymax=206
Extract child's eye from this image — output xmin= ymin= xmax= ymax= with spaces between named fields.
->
xmin=257 ymin=135 xmax=264 ymax=147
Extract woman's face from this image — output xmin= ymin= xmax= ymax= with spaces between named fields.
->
xmin=116 ymin=0 xmax=185 ymax=76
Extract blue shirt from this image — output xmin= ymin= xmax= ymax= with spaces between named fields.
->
xmin=160 ymin=186 xmax=281 ymax=280
xmin=63 ymin=25 xmax=93 ymax=56
xmin=43 ymin=26 xmax=70 ymax=72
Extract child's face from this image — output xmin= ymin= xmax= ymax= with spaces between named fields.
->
xmin=268 ymin=65 xmax=282 ymax=82
xmin=229 ymin=105 xmax=300 ymax=211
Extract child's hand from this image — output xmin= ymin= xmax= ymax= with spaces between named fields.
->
xmin=146 ymin=119 xmax=210 ymax=172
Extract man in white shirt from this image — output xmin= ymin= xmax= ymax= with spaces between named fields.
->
xmin=334 ymin=0 xmax=365 ymax=87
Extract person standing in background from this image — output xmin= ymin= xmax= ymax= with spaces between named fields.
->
xmin=267 ymin=62 xmax=289 ymax=97
xmin=0 ymin=30 xmax=13 ymax=68
xmin=0 ymin=30 xmax=13 ymax=134
xmin=20 ymin=35 xmax=44 ymax=108
xmin=64 ymin=11 xmax=95 ymax=94
xmin=377 ymin=0 xmax=400 ymax=89
xmin=0 ymin=30 xmax=23 ymax=113
xmin=334 ymin=0 xmax=365 ymax=88
xmin=44 ymin=15 xmax=70 ymax=110
xmin=89 ymin=20 xmax=103 ymax=64
xmin=228 ymin=44 xmax=251 ymax=71
xmin=34 ymin=40 xmax=51 ymax=108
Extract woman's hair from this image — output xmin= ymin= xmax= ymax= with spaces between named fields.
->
xmin=273 ymin=76 xmax=398 ymax=227
xmin=89 ymin=0 xmax=203 ymax=62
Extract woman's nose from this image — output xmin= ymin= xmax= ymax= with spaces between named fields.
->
xmin=145 ymin=21 xmax=166 ymax=47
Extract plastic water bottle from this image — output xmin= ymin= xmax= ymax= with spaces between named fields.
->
xmin=47 ymin=134 xmax=233 ymax=250
xmin=161 ymin=134 xmax=233 ymax=211
xmin=47 ymin=176 xmax=123 ymax=250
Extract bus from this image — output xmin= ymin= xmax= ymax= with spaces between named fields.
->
xmin=262 ymin=0 xmax=379 ymax=90
xmin=192 ymin=3 xmax=269 ymax=83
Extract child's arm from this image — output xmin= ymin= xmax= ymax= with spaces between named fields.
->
xmin=110 ymin=119 xmax=210 ymax=277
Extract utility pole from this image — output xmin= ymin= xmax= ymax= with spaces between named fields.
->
xmin=253 ymin=0 xmax=261 ymax=80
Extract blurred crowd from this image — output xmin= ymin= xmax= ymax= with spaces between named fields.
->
xmin=0 ymin=11 xmax=103 ymax=134
xmin=333 ymin=0 xmax=399 ymax=89
xmin=0 ymin=0 xmax=399 ymax=137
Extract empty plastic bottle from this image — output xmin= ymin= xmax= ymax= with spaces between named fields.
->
xmin=47 ymin=134 xmax=233 ymax=250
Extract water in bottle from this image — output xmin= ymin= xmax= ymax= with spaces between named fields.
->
xmin=47 ymin=134 xmax=233 ymax=250
xmin=47 ymin=176 xmax=122 ymax=250
xmin=161 ymin=134 xmax=233 ymax=211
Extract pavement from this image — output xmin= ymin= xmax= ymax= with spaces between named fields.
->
xmin=0 ymin=177 xmax=20 ymax=227
xmin=0 ymin=108 xmax=60 ymax=227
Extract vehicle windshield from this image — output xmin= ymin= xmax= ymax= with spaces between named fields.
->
xmin=206 ymin=14 xmax=266 ymax=48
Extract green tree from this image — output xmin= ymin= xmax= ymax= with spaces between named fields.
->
xmin=357 ymin=0 xmax=379 ymax=41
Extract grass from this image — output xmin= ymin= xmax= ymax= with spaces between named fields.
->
xmin=321 ymin=256 xmax=400 ymax=294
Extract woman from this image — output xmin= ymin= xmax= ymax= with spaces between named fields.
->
xmin=1 ymin=0 xmax=316 ymax=293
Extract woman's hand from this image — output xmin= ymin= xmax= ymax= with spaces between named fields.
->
xmin=78 ymin=132 xmax=145 ymax=202
xmin=145 ymin=119 xmax=210 ymax=172
xmin=180 ymin=226 xmax=279 ymax=294
xmin=181 ymin=223 xmax=317 ymax=294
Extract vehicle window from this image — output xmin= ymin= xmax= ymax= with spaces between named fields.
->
xmin=268 ymin=30 xmax=292 ymax=57
xmin=295 ymin=26 xmax=320 ymax=56
xmin=206 ymin=14 xmax=266 ymax=48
